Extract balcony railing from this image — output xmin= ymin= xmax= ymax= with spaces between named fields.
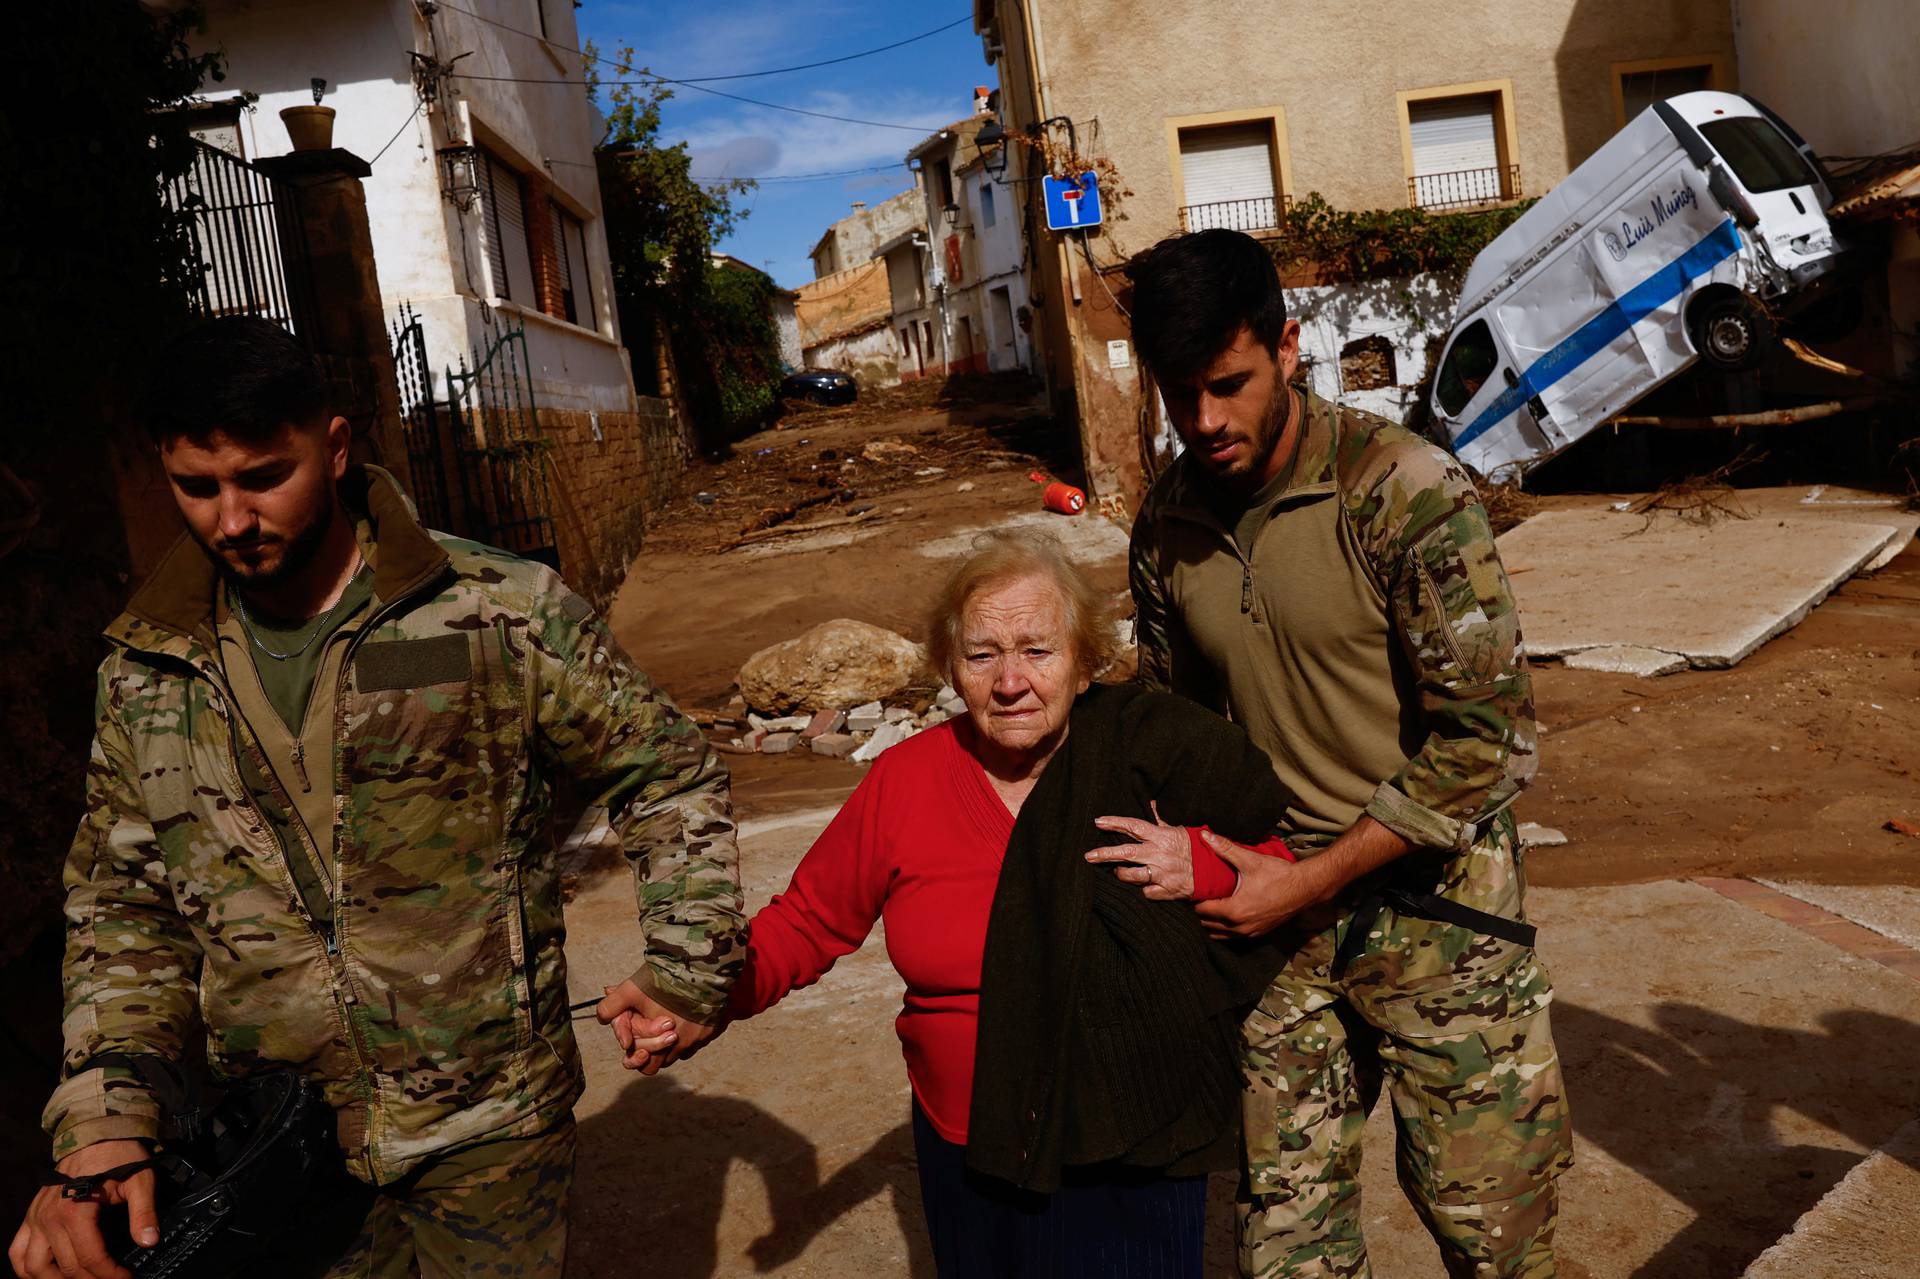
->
xmin=1410 ymin=164 xmax=1522 ymax=212
xmin=1179 ymin=194 xmax=1292 ymax=234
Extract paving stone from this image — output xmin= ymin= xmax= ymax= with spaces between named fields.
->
xmin=809 ymin=732 xmax=858 ymax=759
xmin=759 ymin=732 xmax=799 ymax=754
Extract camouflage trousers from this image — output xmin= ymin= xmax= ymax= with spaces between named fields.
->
xmin=284 ymin=1117 xmax=575 ymax=1279
xmin=1239 ymin=838 xmax=1573 ymax=1278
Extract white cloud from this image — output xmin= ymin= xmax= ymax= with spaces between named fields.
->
xmin=674 ymin=87 xmax=967 ymax=180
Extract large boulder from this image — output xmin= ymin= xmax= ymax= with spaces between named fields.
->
xmin=738 ymin=619 xmax=934 ymax=714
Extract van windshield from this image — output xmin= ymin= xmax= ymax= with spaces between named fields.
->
xmin=1437 ymin=319 xmax=1499 ymax=416
xmin=1700 ymin=117 xmax=1817 ymax=194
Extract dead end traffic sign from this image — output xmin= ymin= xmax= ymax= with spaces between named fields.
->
xmin=1043 ymin=171 xmax=1103 ymax=231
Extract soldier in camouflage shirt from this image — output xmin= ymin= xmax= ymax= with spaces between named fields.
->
xmin=1119 ymin=232 xmax=1572 ymax=1277
xmin=10 ymin=319 xmax=742 ymax=1279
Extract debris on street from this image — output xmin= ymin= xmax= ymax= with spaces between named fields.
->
xmin=736 ymin=618 xmax=933 ymax=715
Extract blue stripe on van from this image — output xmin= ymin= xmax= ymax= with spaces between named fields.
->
xmin=1453 ymin=218 xmax=1743 ymax=450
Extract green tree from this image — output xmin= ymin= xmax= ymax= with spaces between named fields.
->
xmin=589 ymin=46 xmax=780 ymax=444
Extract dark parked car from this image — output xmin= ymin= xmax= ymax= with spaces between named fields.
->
xmin=780 ymin=367 xmax=857 ymax=406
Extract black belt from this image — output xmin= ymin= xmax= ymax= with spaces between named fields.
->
xmin=1333 ymin=886 xmax=1537 ymax=978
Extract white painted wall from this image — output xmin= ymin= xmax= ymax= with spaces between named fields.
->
xmin=772 ymin=295 xmax=803 ymax=371
xmin=1734 ymin=0 xmax=1920 ymax=158
xmin=1288 ymin=272 xmax=1460 ymax=422
xmin=193 ymin=0 xmax=634 ymax=413
xmin=960 ymin=165 xmax=1034 ymax=373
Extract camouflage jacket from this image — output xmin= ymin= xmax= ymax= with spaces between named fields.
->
xmin=45 ymin=467 xmax=743 ymax=1182
xmin=1130 ymin=390 xmax=1535 ymax=857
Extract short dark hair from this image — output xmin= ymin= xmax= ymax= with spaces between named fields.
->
xmin=144 ymin=315 xmax=329 ymax=445
xmin=1123 ymin=229 xmax=1289 ymax=383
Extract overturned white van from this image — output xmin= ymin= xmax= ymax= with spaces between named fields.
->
xmin=1430 ymin=91 xmax=1844 ymax=479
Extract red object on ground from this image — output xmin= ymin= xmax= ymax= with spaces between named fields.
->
xmin=1041 ymin=481 xmax=1086 ymax=514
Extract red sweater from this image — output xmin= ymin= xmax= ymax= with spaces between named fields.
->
xmin=726 ymin=720 xmax=1290 ymax=1143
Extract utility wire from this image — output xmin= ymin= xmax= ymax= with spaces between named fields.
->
xmin=370 ymin=100 xmax=425 ymax=164
xmin=450 ymin=71 xmax=949 ymax=133
xmin=434 ymin=3 xmax=970 ymax=84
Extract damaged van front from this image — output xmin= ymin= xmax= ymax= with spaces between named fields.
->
xmin=1432 ymin=91 xmax=1845 ymax=480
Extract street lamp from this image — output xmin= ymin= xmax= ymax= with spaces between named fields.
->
xmin=977 ymin=117 xmax=1008 ymax=181
xmin=943 ymin=200 xmax=962 ymax=228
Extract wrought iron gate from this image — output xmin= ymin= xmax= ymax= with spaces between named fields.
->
xmin=388 ymin=310 xmax=557 ymax=568
xmin=447 ymin=327 xmax=557 ymax=567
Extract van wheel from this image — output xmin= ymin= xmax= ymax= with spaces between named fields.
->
xmin=1690 ymin=294 xmax=1774 ymax=372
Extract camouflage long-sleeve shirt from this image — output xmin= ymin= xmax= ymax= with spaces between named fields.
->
xmin=1130 ymin=391 xmax=1535 ymax=855
xmin=44 ymin=467 xmax=743 ymax=1182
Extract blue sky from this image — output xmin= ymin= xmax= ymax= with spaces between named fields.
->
xmin=573 ymin=2 xmax=992 ymax=288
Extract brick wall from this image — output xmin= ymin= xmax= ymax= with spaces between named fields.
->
xmin=537 ymin=395 xmax=690 ymax=607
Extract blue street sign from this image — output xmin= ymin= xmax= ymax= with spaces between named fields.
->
xmin=1043 ymin=171 xmax=1103 ymax=231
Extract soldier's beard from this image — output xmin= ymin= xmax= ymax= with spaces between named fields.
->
xmin=1217 ymin=376 xmax=1295 ymax=492
xmin=199 ymin=488 xmax=339 ymax=595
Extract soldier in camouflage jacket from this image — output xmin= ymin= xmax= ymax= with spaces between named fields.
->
xmin=14 ymin=319 xmax=741 ymax=1279
xmin=1118 ymin=232 xmax=1571 ymax=1278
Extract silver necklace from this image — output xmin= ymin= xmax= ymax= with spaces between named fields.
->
xmin=231 ymin=555 xmax=363 ymax=661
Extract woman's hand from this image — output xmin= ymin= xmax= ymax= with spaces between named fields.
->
xmin=1086 ymin=801 xmax=1195 ymax=900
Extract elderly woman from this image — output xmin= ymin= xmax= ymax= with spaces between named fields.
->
xmin=627 ymin=532 xmax=1294 ymax=1278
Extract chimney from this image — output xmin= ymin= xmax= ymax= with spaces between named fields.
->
xmin=974 ymin=85 xmax=992 ymax=115
xmin=851 ymin=200 xmax=867 ymax=213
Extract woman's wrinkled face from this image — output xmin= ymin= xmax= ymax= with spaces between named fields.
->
xmin=954 ymin=573 xmax=1090 ymax=763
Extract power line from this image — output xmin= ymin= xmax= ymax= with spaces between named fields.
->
xmin=433 ymin=3 xmax=969 ymax=84
xmin=370 ymin=100 xmax=424 ymax=164
xmin=450 ymin=71 xmax=949 ymax=133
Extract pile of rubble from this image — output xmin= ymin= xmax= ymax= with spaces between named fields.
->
xmin=713 ymin=686 xmax=968 ymax=763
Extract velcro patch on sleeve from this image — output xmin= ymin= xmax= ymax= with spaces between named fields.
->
xmin=560 ymin=592 xmax=594 ymax=623
xmin=355 ymin=634 xmax=473 ymax=691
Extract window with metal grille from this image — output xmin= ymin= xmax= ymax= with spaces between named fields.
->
xmin=1179 ymin=122 xmax=1279 ymax=232
xmin=478 ymin=147 xmax=537 ymax=304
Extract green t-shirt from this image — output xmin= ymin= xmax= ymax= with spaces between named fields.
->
xmin=234 ymin=567 xmax=375 ymax=733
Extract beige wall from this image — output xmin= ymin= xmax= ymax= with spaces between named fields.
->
xmin=1734 ymin=0 xmax=1920 ymax=157
xmin=1019 ymin=0 xmax=1736 ymax=256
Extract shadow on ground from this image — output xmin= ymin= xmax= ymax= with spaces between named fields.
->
xmin=1555 ymin=1000 xmax=1920 ymax=1278
xmin=569 ymin=1071 xmax=935 ymax=1278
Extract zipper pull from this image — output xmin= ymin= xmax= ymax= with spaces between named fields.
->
xmin=292 ymin=741 xmax=311 ymax=792
xmin=1241 ymin=561 xmax=1254 ymax=614
xmin=323 ymin=922 xmax=340 ymax=957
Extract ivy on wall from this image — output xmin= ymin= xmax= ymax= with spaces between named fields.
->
xmin=1268 ymin=192 xmax=1538 ymax=286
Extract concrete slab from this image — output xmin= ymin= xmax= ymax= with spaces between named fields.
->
xmin=1562 ymin=644 xmax=1688 ymax=677
xmin=1759 ymin=879 xmax=1920 ymax=951
xmin=1498 ymin=508 xmax=1900 ymax=667
xmin=1741 ymin=1118 xmax=1920 ymax=1279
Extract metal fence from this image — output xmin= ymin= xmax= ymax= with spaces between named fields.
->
xmin=1409 ymin=164 xmax=1522 ymax=212
xmin=446 ymin=327 xmax=557 ymax=567
xmin=161 ymin=139 xmax=318 ymax=339
xmin=1179 ymin=194 xmax=1291 ymax=234
xmin=391 ymin=304 xmax=455 ymax=533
